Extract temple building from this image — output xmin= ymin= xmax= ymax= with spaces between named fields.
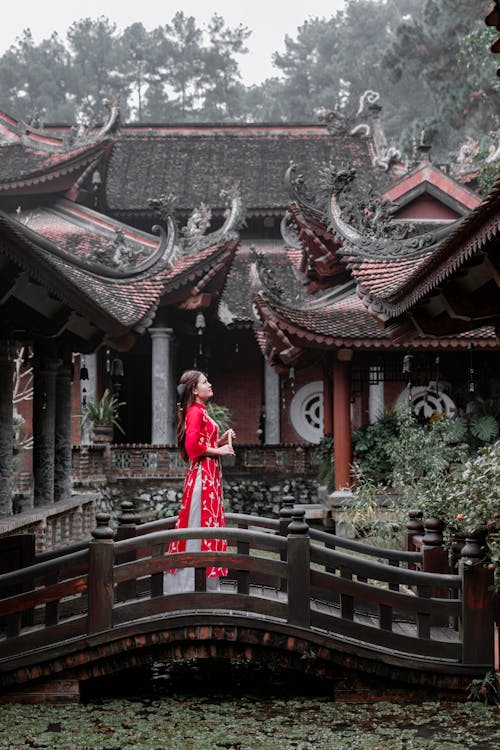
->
xmin=0 ymin=90 xmax=499 ymax=516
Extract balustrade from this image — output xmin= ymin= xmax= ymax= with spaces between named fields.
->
xmin=0 ymin=505 xmax=496 ymax=684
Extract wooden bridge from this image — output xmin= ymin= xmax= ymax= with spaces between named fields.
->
xmin=0 ymin=503 xmax=496 ymax=702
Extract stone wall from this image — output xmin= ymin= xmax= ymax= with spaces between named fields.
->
xmin=94 ymin=476 xmax=319 ymax=522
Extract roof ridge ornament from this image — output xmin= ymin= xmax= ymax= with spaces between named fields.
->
xmin=324 ymin=165 xmax=449 ymax=259
xmin=318 ymin=91 xmax=401 ymax=171
xmin=148 ymin=183 xmax=244 ymax=265
xmin=284 ymin=161 xmax=323 ymax=212
xmin=280 ymin=210 xmax=302 ymax=249
xmin=148 ymin=192 xmax=181 ymax=268
xmin=67 ymin=96 xmax=121 ymax=147
xmin=249 ymin=245 xmax=284 ymax=303
xmin=182 ymin=183 xmax=245 ymax=254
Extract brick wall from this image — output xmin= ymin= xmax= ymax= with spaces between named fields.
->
xmin=71 ymin=444 xmax=318 ymax=482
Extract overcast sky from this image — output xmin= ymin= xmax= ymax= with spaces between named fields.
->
xmin=0 ymin=0 xmax=347 ymax=85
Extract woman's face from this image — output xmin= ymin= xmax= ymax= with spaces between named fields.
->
xmin=194 ymin=374 xmax=213 ymax=403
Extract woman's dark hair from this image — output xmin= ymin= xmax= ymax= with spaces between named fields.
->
xmin=176 ymin=370 xmax=203 ymax=462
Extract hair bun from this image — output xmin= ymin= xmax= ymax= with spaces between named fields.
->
xmin=176 ymin=382 xmax=187 ymax=401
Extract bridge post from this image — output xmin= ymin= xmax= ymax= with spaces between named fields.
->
xmin=405 ymin=510 xmax=424 ymax=556
xmin=460 ymin=529 xmax=495 ymax=667
xmin=116 ymin=501 xmax=140 ymax=602
xmin=422 ymin=518 xmax=449 ymax=626
xmin=287 ymin=510 xmax=310 ymax=628
xmin=279 ymin=495 xmax=295 ymax=593
xmin=88 ymin=513 xmax=115 ymax=634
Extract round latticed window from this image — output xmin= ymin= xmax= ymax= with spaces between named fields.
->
xmin=395 ymin=385 xmax=457 ymax=420
xmin=289 ymin=381 xmax=324 ymax=444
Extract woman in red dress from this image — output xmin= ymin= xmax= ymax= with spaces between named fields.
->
xmin=164 ymin=370 xmax=235 ymax=593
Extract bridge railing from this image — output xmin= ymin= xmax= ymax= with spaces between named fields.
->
xmin=0 ymin=510 xmax=495 ymax=670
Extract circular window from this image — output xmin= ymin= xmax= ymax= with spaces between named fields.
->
xmin=289 ymin=381 xmax=324 ymax=444
xmin=395 ymin=385 xmax=457 ymax=420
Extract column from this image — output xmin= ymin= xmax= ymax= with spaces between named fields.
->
xmin=264 ymin=361 xmax=280 ymax=444
xmin=368 ymin=365 xmax=385 ymax=424
xmin=333 ymin=349 xmax=352 ymax=491
xmin=323 ymin=355 xmax=333 ymax=435
xmin=0 ymin=342 xmax=14 ymax=516
xmin=33 ymin=343 xmax=58 ymax=507
xmin=149 ymin=327 xmax=175 ymax=444
xmin=54 ymin=353 xmax=72 ymax=503
xmin=80 ymin=353 xmax=97 ymax=445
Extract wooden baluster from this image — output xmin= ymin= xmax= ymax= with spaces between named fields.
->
xmin=460 ymin=529 xmax=495 ymax=666
xmin=287 ymin=510 xmax=310 ymax=628
xmin=45 ymin=570 xmax=59 ymax=626
xmin=388 ymin=558 xmax=400 ymax=592
xmin=236 ymin=525 xmax=250 ymax=596
xmin=88 ymin=512 xmax=115 ymax=634
xmin=450 ymin=531 xmax=466 ymax=630
xmin=416 ymin=584 xmax=431 ymax=639
xmin=151 ymin=543 xmax=165 ymax=598
xmin=279 ymin=496 xmax=294 ymax=593
xmin=381 ymin=558 xmax=399 ymax=629
xmin=116 ymin=500 xmax=140 ymax=603
xmin=195 ymin=567 xmax=206 ymax=592
xmin=422 ymin=517 xmax=449 ymax=627
xmin=340 ymin=566 xmax=354 ymax=621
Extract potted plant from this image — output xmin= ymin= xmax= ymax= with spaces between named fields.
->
xmin=81 ymin=388 xmax=125 ymax=443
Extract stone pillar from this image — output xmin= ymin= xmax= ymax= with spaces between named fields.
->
xmin=368 ymin=365 xmax=384 ymax=424
xmin=264 ymin=361 xmax=280 ymax=444
xmin=149 ymin=327 xmax=175 ymax=444
xmin=0 ymin=342 xmax=14 ymax=516
xmin=33 ymin=344 xmax=58 ymax=508
xmin=333 ymin=350 xmax=352 ymax=491
xmin=80 ymin=353 xmax=97 ymax=445
xmin=54 ymin=355 xmax=72 ymax=503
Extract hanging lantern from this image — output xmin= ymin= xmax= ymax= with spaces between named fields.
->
xmin=81 ymin=387 xmax=87 ymax=408
xmin=79 ymin=356 xmax=89 ymax=381
xmin=467 ymin=344 xmax=475 ymax=393
xmin=434 ymin=354 xmax=440 ymax=394
xmin=195 ymin=312 xmax=206 ymax=335
xmin=105 ymin=348 xmax=111 ymax=373
xmin=111 ymin=357 xmax=124 ymax=378
xmin=402 ymin=353 xmax=413 ymax=374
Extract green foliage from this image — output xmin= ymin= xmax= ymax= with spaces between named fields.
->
xmin=468 ymin=671 xmax=500 ymax=706
xmin=352 ymin=410 xmax=400 ymax=483
xmin=346 ymin=464 xmax=406 ymax=548
xmin=206 ymin=402 xmax=232 ymax=432
xmin=444 ymin=440 xmax=500 ymax=530
xmin=1 ymin=691 xmax=500 ymax=749
xmin=80 ymin=388 xmax=125 ymax=434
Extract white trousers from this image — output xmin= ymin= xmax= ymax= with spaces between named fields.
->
xmin=164 ymin=466 xmax=220 ymax=594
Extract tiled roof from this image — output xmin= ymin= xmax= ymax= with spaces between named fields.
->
xmin=218 ymin=241 xmax=305 ymax=326
xmin=255 ymin=289 xmax=498 ymax=355
xmin=1 ymin=200 xmax=237 ymax=340
xmin=0 ymin=141 xmax=105 ymax=188
xmin=104 ymin=125 xmax=378 ymax=215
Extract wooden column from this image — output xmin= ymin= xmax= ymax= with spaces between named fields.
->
xmin=323 ymin=355 xmax=333 ymax=435
xmin=54 ymin=352 xmax=73 ymax=504
xmin=33 ymin=342 xmax=59 ymax=508
xmin=333 ymin=349 xmax=352 ymax=490
xmin=0 ymin=342 xmax=14 ymax=516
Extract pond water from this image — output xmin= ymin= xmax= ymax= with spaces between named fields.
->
xmin=2 ymin=664 xmax=500 ymax=750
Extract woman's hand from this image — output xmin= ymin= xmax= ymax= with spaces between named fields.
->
xmin=219 ymin=429 xmax=236 ymax=447
xmin=218 ymin=443 xmax=235 ymax=456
